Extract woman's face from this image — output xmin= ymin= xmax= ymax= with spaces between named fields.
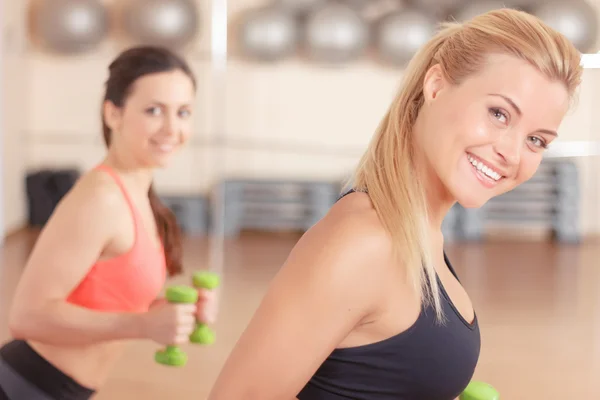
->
xmin=414 ymin=53 xmax=570 ymax=209
xmin=105 ymin=69 xmax=196 ymax=168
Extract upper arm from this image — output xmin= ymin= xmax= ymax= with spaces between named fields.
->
xmin=10 ymin=174 xmax=119 ymax=318
xmin=209 ymin=209 xmax=390 ymax=400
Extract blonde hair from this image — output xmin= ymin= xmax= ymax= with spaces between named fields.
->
xmin=350 ymin=8 xmax=582 ymax=321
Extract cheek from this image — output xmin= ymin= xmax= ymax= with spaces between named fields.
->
xmin=436 ymin=101 xmax=491 ymax=147
xmin=179 ymin=122 xmax=193 ymax=143
xmin=124 ymin=113 xmax=160 ymax=139
xmin=458 ymin=105 xmax=499 ymax=146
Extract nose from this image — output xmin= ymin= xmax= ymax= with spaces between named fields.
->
xmin=164 ymin=114 xmax=180 ymax=138
xmin=492 ymin=129 xmax=521 ymax=166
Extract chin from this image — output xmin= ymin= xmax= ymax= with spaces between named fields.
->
xmin=148 ymin=143 xmax=181 ymax=167
xmin=455 ymin=195 xmax=491 ymax=209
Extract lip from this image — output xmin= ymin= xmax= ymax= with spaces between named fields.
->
xmin=466 ymin=152 xmax=506 ymax=189
xmin=152 ymin=142 xmax=177 ymax=153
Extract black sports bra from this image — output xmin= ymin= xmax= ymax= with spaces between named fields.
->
xmin=297 ymin=190 xmax=481 ymax=400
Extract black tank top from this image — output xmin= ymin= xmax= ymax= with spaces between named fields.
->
xmin=297 ymin=190 xmax=481 ymax=400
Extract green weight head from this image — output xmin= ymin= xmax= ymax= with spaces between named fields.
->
xmin=165 ymin=285 xmax=199 ymax=304
xmin=155 ymin=346 xmax=188 ymax=367
xmin=190 ymin=323 xmax=216 ymax=345
xmin=192 ymin=271 xmax=220 ymax=290
xmin=459 ymin=381 xmax=500 ymax=400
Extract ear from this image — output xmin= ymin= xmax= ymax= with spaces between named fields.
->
xmin=422 ymin=64 xmax=446 ymax=105
xmin=102 ymin=100 xmax=122 ymax=133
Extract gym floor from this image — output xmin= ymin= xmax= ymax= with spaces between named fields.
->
xmin=0 ymin=230 xmax=598 ymax=399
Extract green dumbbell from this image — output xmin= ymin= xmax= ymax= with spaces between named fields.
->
xmin=189 ymin=271 xmax=220 ymax=345
xmin=460 ymin=381 xmax=500 ymax=400
xmin=154 ymin=285 xmax=199 ymax=367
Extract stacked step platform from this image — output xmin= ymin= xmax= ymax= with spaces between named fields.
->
xmin=451 ymin=159 xmax=581 ymax=243
xmin=221 ymin=179 xmax=339 ymax=237
xmin=160 ymin=195 xmax=210 ymax=235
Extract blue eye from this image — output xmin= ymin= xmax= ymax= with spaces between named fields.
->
xmin=179 ymin=109 xmax=191 ymax=118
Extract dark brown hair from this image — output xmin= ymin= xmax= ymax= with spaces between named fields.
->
xmin=101 ymin=45 xmax=197 ymax=276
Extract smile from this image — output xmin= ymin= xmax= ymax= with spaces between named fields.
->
xmin=466 ymin=153 xmax=505 ymax=184
xmin=152 ymin=142 xmax=177 ymax=153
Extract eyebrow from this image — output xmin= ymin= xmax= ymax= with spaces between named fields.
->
xmin=488 ymin=93 xmax=558 ymax=137
xmin=148 ymin=101 xmax=192 ymax=109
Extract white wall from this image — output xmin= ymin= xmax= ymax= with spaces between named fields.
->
xmin=2 ymin=0 xmax=29 ymax=234
xmin=3 ymin=0 xmax=600 ymax=236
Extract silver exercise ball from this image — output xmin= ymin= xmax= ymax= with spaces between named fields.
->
xmin=533 ymin=0 xmax=598 ymax=53
xmin=238 ymin=7 xmax=299 ymax=62
xmin=277 ymin=0 xmax=326 ymax=14
xmin=376 ymin=8 xmax=437 ymax=66
xmin=31 ymin=0 xmax=109 ymax=54
xmin=123 ymin=0 xmax=200 ymax=48
xmin=304 ymin=3 xmax=370 ymax=64
xmin=413 ymin=0 xmax=466 ymax=17
xmin=452 ymin=0 xmax=514 ymax=22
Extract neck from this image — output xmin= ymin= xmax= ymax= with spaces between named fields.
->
xmin=411 ymin=126 xmax=456 ymax=231
xmin=104 ymin=146 xmax=154 ymax=193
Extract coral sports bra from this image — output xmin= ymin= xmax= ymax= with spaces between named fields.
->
xmin=67 ymin=164 xmax=167 ymax=313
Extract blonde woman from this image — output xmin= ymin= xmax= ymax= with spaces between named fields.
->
xmin=209 ymin=9 xmax=582 ymax=400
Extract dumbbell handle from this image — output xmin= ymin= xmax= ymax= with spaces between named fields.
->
xmin=190 ymin=271 xmax=221 ymax=345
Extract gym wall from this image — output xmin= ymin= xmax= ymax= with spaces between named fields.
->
xmin=2 ymin=0 xmax=600 ymax=237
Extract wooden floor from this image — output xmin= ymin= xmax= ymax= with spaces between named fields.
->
xmin=0 ymin=230 xmax=599 ymax=399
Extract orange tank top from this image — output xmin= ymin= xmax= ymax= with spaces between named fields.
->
xmin=67 ymin=165 xmax=167 ymax=313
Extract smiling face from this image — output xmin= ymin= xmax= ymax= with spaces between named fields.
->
xmin=414 ymin=53 xmax=570 ymax=209
xmin=104 ymin=69 xmax=196 ymax=168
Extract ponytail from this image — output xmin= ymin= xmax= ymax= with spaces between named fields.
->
xmin=351 ymin=22 xmax=460 ymax=322
xmin=149 ymin=185 xmax=183 ymax=276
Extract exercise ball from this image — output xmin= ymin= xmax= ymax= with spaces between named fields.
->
xmin=344 ymin=0 xmax=371 ymax=10
xmin=413 ymin=0 xmax=466 ymax=17
xmin=452 ymin=0 xmax=513 ymax=22
xmin=304 ymin=3 xmax=370 ymax=64
xmin=238 ymin=7 xmax=299 ymax=62
xmin=533 ymin=0 xmax=598 ymax=53
xmin=123 ymin=0 xmax=200 ymax=48
xmin=31 ymin=0 xmax=109 ymax=54
xmin=509 ymin=0 xmax=542 ymax=11
xmin=376 ymin=8 xmax=436 ymax=66
xmin=276 ymin=0 xmax=326 ymax=14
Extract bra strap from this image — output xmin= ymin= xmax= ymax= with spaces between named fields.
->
xmin=94 ymin=164 xmax=139 ymax=224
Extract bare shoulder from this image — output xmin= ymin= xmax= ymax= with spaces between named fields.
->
xmin=307 ymin=190 xmax=393 ymax=263
xmin=278 ymin=190 xmax=394 ymax=304
xmin=64 ymin=168 xmax=122 ymax=205
xmin=51 ymin=168 xmax=125 ymax=220
xmin=10 ymin=168 xmax=130 ymax=313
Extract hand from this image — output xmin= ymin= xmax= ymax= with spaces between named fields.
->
xmin=141 ymin=299 xmax=197 ymax=346
xmin=195 ymin=288 xmax=219 ymax=324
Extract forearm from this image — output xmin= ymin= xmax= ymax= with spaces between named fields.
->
xmin=9 ymin=300 xmax=145 ymax=346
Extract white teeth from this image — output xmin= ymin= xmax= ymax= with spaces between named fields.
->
xmin=467 ymin=154 xmax=502 ymax=181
